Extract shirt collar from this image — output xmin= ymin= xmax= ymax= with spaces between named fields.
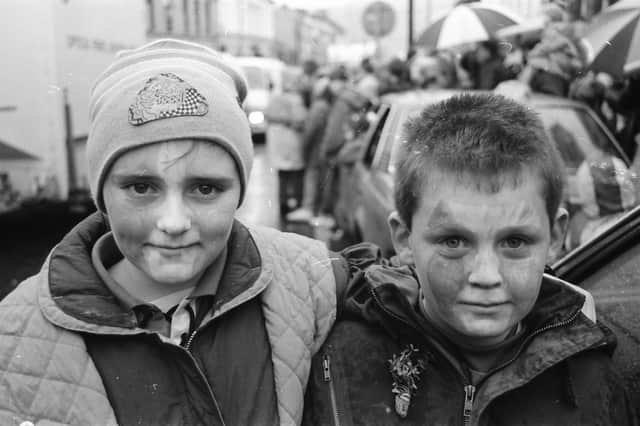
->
xmin=91 ymin=232 xmax=227 ymax=312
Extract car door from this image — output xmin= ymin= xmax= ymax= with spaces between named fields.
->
xmin=353 ymin=104 xmax=400 ymax=255
xmin=334 ymin=104 xmax=389 ymax=240
xmin=552 ymin=205 xmax=640 ymax=410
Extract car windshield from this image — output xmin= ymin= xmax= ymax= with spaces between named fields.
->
xmin=240 ymin=65 xmax=271 ymax=90
xmin=536 ymin=105 xmax=621 ymax=171
xmin=385 ymin=102 xmax=622 ymax=177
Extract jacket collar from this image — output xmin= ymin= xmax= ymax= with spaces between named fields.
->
xmin=346 ymin=263 xmax=616 ymax=368
xmin=42 ymin=212 xmax=263 ymax=333
xmin=353 ymin=263 xmax=593 ymax=335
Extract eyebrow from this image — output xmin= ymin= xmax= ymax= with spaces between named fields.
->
xmin=109 ymin=172 xmax=236 ymax=185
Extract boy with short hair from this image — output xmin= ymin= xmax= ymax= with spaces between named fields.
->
xmin=0 ymin=39 xmax=350 ymax=425
xmin=304 ymin=93 xmax=636 ymax=425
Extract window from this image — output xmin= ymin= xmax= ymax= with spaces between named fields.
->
xmin=204 ymin=0 xmax=211 ymax=35
xmin=194 ymin=0 xmax=201 ymax=36
xmin=147 ymin=0 xmax=155 ymax=33
xmin=183 ymin=0 xmax=190 ymax=34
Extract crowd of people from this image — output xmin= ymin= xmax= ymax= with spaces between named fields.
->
xmin=264 ymin=1 xmax=640 ymax=251
xmin=0 ymin=37 xmax=637 ymax=425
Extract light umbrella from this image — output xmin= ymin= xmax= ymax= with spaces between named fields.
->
xmin=416 ymin=2 xmax=522 ymax=51
xmin=580 ymin=0 xmax=640 ymax=78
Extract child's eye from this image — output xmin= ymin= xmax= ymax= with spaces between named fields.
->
xmin=196 ymin=184 xmax=215 ymax=195
xmin=190 ymin=183 xmax=220 ymax=197
xmin=503 ymin=237 xmax=527 ymax=250
xmin=444 ymin=238 xmax=464 ymax=249
xmin=124 ymin=182 xmax=154 ymax=195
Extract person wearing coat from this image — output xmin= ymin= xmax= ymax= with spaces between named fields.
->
xmin=0 ymin=39 xmax=352 ymax=426
xmin=304 ymin=248 xmax=635 ymax=425
xmin=303 ymin=93 xmax=636 ymax=426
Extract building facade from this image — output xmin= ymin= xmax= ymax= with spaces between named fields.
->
xmin=146 ymin=0 xmax=341 ymax=64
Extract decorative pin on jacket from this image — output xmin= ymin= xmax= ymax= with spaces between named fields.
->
xmin=388 ymin=344 xmax=426 ymax=418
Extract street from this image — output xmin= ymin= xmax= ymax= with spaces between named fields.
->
xmin=0 ymin=143 xmax=290 ymax=298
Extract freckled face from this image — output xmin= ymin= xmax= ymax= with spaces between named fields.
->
xmin=408 ymin=168 xmax=555 ymax=347
xmin=102 ymin=140 xmax=241 ymax=288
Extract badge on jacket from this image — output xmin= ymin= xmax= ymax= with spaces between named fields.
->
xmin=388 ymin=344 xmax=426 ymax=418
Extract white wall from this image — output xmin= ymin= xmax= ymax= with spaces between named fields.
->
xmin=0 ymin=0 xmax=146 ymax=199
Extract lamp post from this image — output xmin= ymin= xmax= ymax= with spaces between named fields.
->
xmin=408 ymin=0 xmax=413 ymax=57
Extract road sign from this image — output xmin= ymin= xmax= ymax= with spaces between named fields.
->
xmin=362 ymin=1 xmax=396 ymax=38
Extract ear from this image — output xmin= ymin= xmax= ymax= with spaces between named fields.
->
xmin=388 ymin=211 xmax=414 ymax=265
xmin=547 ymin=206 xmax=569 ymax=263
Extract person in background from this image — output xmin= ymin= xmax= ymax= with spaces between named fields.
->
xmin=354 ymin=57 xmax=381 ymax=101
xmin=503 ymin=34 xmax=527 ymax=79
xmin=304 ymin=93 xmax=635 ymax=425
xmin=314 ymin=67 xmax=371 ymax=227
xmin=286 ymin=79 xmax=335 ymax=223
xmin=264 ymin=74 xmax=308 ymax=218
xmin=299 ymin=58 xmax=319 ymax=109
xmin=519 ymin=2 xmax=584 ymax=97
xmin=0 ymin=39 xmax=354 ymax=426
xmin=566 ymin=154 xmax=638 ymax=250
xmin=604 ymin=72 xmax=640 ymax=161
xmin=569 ymin=71 xmax=617 ymax=132
xmin=379 ymin=57 xmax=414 ymax=95
xmin=460 ymin=39 xmax=509 ymax=90
xmin=410 ymin=50 xmax=459 ymax=89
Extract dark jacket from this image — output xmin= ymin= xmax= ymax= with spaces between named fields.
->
xmin=319 ymin=88 xmax=371 ymax=160
xmin=303 ymin=97 xmax=332 ymax=166
xmin=304 ymin=245 xmax=637 ymax=426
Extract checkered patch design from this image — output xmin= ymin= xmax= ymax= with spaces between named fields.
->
xmin=129 ymin=73 xmax=209 ymax=125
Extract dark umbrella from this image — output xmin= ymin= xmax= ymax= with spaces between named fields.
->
xmin=580 ymin=0 xmax=640 ymax=78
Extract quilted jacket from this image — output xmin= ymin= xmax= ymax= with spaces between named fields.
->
xmin=0 ymin=213 xmax=346 ymax=426
xmin=304 ymin=245 xmax=637 ymax=426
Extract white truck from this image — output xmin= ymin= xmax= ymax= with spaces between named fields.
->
xmin=0 ymin=0 xmax=147 ymax=214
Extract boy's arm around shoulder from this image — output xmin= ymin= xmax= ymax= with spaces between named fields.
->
xmin=331 ymin=242 xmax=420 ymax=319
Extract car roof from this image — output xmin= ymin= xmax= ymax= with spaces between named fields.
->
xmin=380 ymin=89 xmax=588 ymax=110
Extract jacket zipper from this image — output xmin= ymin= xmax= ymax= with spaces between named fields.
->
xmin=322 ymin=352 xmax=343 ymax=426
xmin=479 ymin=309 xmax=582 ymax=384
xmin=177 ymin=329 xmax=226 ymax=426
xmin=463 ymin=385 xmax=476 ymax=426
xmin=370 ymin=287 xmax=583 ymax=426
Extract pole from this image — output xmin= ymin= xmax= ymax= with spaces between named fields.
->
xmin=408 ymin=0 xmax=414 ymax=57
xmin=63 ymin=88 xmax=76 ymax=192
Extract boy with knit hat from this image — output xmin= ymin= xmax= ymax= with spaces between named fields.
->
xmin=0 ymin=39 xmax=351 ymax=425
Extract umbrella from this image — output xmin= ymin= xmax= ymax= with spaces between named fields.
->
xmin=495 ymin=16 xmax=545 ymax=40
xmin=580 ymin=0 xmax=640 ymax=78
xmin=416 ymin=2 xmax=522 ymax=50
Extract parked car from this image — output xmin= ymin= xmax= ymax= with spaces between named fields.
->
xmin=552 ymin=204 xmax=640 ymax=411
xmin=333 ymin=89 xmax=631 ymax=256
xmin=234 ymin=56 xmax=300 ymax=141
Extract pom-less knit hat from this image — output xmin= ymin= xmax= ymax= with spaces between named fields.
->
xmin=87 ymin=38 xmax=253 ymax=212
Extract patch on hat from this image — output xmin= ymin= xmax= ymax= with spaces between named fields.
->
xmin=129 ymin=73 xmax=208 ymax=125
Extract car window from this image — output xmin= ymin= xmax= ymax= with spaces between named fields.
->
xmin=387 ymin=109 xmax=422 ymax=175
xmin=536 ymin=105 xmax=623 ymax=171
xmin=363 ymin=106 xmax=390 ymax=167
xmin=372 ymin=106 xmax=420 ymax=174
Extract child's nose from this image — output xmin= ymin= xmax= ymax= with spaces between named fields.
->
xmin=156 ymin=194 xmax=191 ymax=234
xmin=468 ymin=249 xmax=502 ymax=288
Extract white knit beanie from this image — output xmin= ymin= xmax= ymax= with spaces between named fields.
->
xmin=87 ymin=38 xmax=253 ymax=212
